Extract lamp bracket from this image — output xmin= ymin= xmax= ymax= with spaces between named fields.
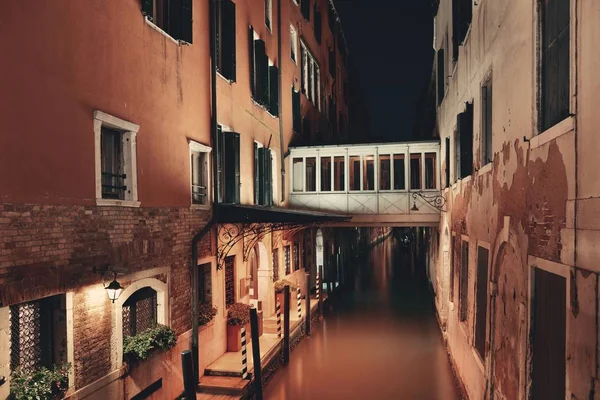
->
xmin=412 ymin=191 xmax=447 ymax=212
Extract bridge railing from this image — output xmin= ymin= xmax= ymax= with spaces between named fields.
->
xmin=288 ymin=141 xmax=441 ymax=215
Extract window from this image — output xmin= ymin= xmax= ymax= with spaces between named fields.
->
xmin=459 ymin=241 xmax=469 ymax=322
xmin=10 ymin=295 xmax=66 ymax=375
xmin=198 ymin=263 xmax=212 ymax=305
xmin=249 ymin=28 xmax=267 ymax=106
xmin=225 ymin=256 xmax=235 ymax=306
xmin=273 ymin=248 xmax=280 ymax=282
xmin=410 ymin=154 xmax=422 ymax=190
xmin=306 ymin=157 xmax=317 ymax=192
xmin=481 ymin=79 xmax=493 ymax=165
xmin=393 ymin=155 xmax=406 ymax=190
xmin=216 ymin=126 xmax=240 ymax=204
xmin=254 ymin=143 xmax=273 ymax=206
xmin=445 ymin=137 xmax=451 ymax=188
xmin=290 ymin=25 xmax=298 ymax=63
xmin=264 ymin=0 xmax=272 ymax=31
xmin=379 ymin=155 xmax=391 ymax=190
xmin=300 ymin=41 xmax=320 ymax=108
xmin=540 ymin=0 xmax=570 ymax=131
xmin=141 ymin=0 xmax=193 ymax=43
xmin=321 ymin=157 xmax=332 ymax=192
xmin=456 ymin=103 xmax=474 ymax=179
xmin=437 ymin=48 xmax=445 ymax=105
xmin=293 ymin=242 xmax=300 ymax=271
xmin=451 ymin=0 xmax=472 ymax=61
xmin=349 ymin=156 xmax=361 ymax=191
xmin=284 ymin=245 xmax=291 ymax=275
xmin=475 ymin=246 xmax=489 ymax=359
xmin=123 ymin=287 xmax=158 ymax=337
xmin=449 ymin=236 xmax=455 ymax=300
xmin=292 ymin=87 xmax=301 ymax=133
xmin=314 ymin=5 xmax=322 ymax=44
xmin=94 ymin=111 xmax=139 ymax=206
xmin=189 ymin=141 xmax=211 ymax=206
xmin=301 ymin=0 xmax=310 ymax=20
xmin=248 ymin=247 xmax=258 ymax=298
xmin=363 ymin=156 xmax=375 ymax=191
xmin=216 ymin=0 xmax=236 ymax=81
xmin=334 ymin=156 xmax=345 ymax=191
xmin=292 ymin=158 xmax=304 ymax=192
xmin=425 ymin=153 xmax=436 ymax=189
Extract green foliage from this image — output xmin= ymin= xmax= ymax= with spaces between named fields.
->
xmin=227 ymin=302 xmax=251 ymax=326
xmin=274 ymin=279 xmax=297 ymax=293
xmin=198 ymin=303 xmax=218 ymax=326
xmin=123 ymin=324 xmax=177 ymax=361
xmin=10 ymin=363 xmax=71 ymax=400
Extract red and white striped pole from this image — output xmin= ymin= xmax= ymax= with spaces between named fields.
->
xmin=297 ymin=287 xmax=302 ymax=319
xmin=276 ymin=301 xmax=282 ymax=338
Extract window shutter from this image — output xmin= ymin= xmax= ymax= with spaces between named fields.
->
xmin=292 ymin=88 xmax=301 ymax=133
xmin=258 ymin=147 xmax=266 ymax=205
xmin=452 ymin=0 xmax=459 ymax=61
xmin=254 ymin=40 xmax=268 ymax=105
xmin=300 ymin=46 xmax=306 ymax=93
xmin=254 ymin=143 xmax=260 ymax=204
xmin=445 ymin=137 xmax=451 ymax=188
xmin=268 ymin=65 xmax=279 ymax=116
xmin=181 ymin=0 xmax=193 ymax=43
xmin=233 ymin=132 xmax=240 ymax=204
xmin=314 ymin=7 xmax=322 ymax=44
xmin=141 ymin=0 xmax=153 ymax=19
xmin=249 ymin=26 xmax=256 ymax=98
xmin=458 ymin=103 xmax=473 ymax=178
xmin=301 ymin=0 xmax=310 ymax=21
xmin=222 ymin=0 xmax=236 ymax=81
xmin=223 ymin=132 xmax=241 ymax=204
xmin=216 ymin=2 xmax=221 ymax=71
xmin=217 ymin=126 xmax=224 ymax=203
xmin=266 ymin=150 xmax=273 ymax=206
xmin=437 ymin=49 xmax=445 ymax=105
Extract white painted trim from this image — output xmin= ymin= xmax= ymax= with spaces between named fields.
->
xmin=188 ymin=141 xmax=212 ymax=153
xmin=110 ymin=277 xmax=169 ymax=369
xmin=66 ymin=292 xmax=75 ymax=389
xmin=0 ymin=306 xmax=9 ymax=400
xmin=531 ymin=115 xmax=574 ymax=149
xmin=144 ymin=16 xmax=180 ymax=45
xmin=189 ymin=140 xmax=212 ymax=206
xmin=478 ymin=162 xmax=493 ymax=176
xmin=93 ymin=111 xmax=140 ymax=133
xmin=95 ymin=199 xmax=141 ymax=208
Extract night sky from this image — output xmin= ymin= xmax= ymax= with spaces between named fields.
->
xmin=335 ymin=1 xmax=435 ymax=142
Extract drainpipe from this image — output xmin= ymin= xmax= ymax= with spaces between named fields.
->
xmin=190 ymin=0 xmax=220 ymax=384
xmin=277 ymin=0 xmax=285 ymax=203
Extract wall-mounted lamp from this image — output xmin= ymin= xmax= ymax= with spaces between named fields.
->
xmin=95 ymin=265 xmax=124 ymax=303
xmin=0 ymin=375 xmax=6 ymax=386
xmin=411 ymin=192 xmax=447 ymax=212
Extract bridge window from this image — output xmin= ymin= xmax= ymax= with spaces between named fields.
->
xmin=292 ymin=158 xmax=304 ymax=192
xmin=363 ymin=156 xmax=375 ymax=191
xmin=333 ymin=156 xmax=345 ymax=191
xmin=306 ymin=157 xmax=317 ymax=192
xmin=393 ymin=155 xmax=406 ymax=190
xmin=349 ymin=156 xmax=361 ymax=191
xmin=379 ymin=155 xmax=391 ymax=191
xmin=425 ymin=153 xmax=437 ymax=189
xmin=410 ymin=154 xmax=422 ymax=190
xmin=321 ymin=157 xmax=332 ymax=192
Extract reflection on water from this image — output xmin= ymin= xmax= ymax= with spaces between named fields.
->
xmin=264 ymin=237 xmax=461 ymax=400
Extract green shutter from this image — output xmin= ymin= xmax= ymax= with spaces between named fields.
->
xmin=292 ymin=88 xmax=301 ymax=133
xmin=223 ymin=131 xmax=241 ymax=204
xmin=222 ymin=0 xmax=237 ymax=81
xmin=266 ymin=150 xmax=273 ymax=206
xmin=254 ymin=143 xmax=260 ymax=204
xmin=458 ymin=103 xmax=473 ymax=178
xmin=181 ymin=0 xmax=193 ymax=43
xmin=301 ymin=0 xmax=310 ymax=21
xmin=233 ymin=132 xmax=240 ymax=204
xmin=254 ymin=40 xmax=268 ymax=105
xmin=216 ymin=126 xmax=224 ymax=203
xmin=258 ymin=147 xmax=266 ymax=205
xmin=249 ymin=26 xmax=256 ymax=98
xmin=268 ymin=66 xmax=279 ymax=116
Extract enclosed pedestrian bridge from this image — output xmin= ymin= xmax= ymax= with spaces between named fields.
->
xmin=288 ymin=140 xmax=443 ymax=227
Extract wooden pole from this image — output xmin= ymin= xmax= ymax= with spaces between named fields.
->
xmin=250 ymin=307 xmax=263 ymax=400
xmin=305 ymin=273 xmax=311 ymax=336
xmin=283 ymin=284 xmax=291 ymax=364
xmin=181 ymin=350 xmax=197 ymax=400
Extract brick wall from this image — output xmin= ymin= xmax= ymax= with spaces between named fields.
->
xmin=0 ymin=202 xmax=212 ymax=389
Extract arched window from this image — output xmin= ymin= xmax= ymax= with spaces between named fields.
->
xmin=248 ymin=247 xmax=258 ymax=298
xmin=122 ymin=287 xmax=157 ymax=337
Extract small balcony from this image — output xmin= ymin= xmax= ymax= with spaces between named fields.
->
xmin=288 ymin=141 xmax=442 ymax=226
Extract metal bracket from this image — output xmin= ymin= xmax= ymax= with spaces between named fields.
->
xmin=412 ymin=191 xmax=447 ymax=212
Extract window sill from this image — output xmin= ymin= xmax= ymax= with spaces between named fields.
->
xmin=144 ymin=17 xmax=183 ymax=46
xmin=250 ymin=98 xmax=279 ymax=119
xmin=190 ymin=204 xmax=211 ymax=211
xmin=478 ymin=162 xmax=493 ymax=176
xmin=471 ymin=347 xmax=485 ymax=373
xmin=530 ymin=115 xmax=574 ymax=149
xmin=96 ymin=199 xmax=141 ymax=208
xmin=217 ymin=71 xmax=234 ymax=84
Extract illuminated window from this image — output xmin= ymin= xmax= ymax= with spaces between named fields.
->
xmin=363 ymin=156 xmax=375 ymax=191
xmin=393 ymin=155 xmax=406 ymax=190
xmin=349 ymin=156 xmax=360 ymax=191
xmin=425 ymin=153 xmax=436 ymax=189
xmin=306 ymin=157 xmax=317 ymax=192
xmin=321 ymin=157 xmax=332 ymax=192
xmin=292 ymin=158 xmax=304 ymax=192
xmin=379 ymin=155 xmax=391 ymax=191
xmin=410 ymin=154 xmax=422 ymax=190
xmin=333 ymin=156 xmax=345 ymax=191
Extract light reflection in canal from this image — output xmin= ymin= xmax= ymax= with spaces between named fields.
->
xmin=264 ymin=236 xmax=461 ymax=400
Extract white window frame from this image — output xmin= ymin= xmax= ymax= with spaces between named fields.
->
xmin=290 ymin=25 xmax=298 ymax=64
xmin=93 ymin=111 xmax=140 ymax=207
xmin=189 ymin=141 xmax=212 ymax=209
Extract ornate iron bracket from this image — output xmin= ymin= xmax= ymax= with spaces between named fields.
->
xmin=411 ymin=191 xmax=447 ymax=212
xmin=217 ymin=222 xmax=317 ymax=270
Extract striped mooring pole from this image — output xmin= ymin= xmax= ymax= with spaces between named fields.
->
xmin=297 ymin=287 xmax=302 ymax=319
xmin=241 ymin=326 xmax=248 ymax=379
xmin=276 ymin=301 xmax=282 ymax=338
xmin=316 ymin=272 xmax=320 ymax=301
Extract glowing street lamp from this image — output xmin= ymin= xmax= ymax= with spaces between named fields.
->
xmin=104 ymin=274 xmax=123 ymax=303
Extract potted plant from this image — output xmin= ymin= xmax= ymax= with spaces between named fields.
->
xmin=198 ymin=303 xmax=218 ymax=327
xmin=274 ymin=279 xmax=296 ymax=310
xmin=226 ymin=302 xmax=251 ymax=352
xmin=10 ymin=363 xmax=71 ymax=400
xmin=123 ymin=324 xmax=177 ymax=365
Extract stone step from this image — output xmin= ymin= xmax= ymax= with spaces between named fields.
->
xmin=198 ymin=375 xmax=250 ymax=396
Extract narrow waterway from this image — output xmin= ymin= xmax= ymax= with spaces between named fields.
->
xmin=264 ymin=236 xmax=461 ymax=400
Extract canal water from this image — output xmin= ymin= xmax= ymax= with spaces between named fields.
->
xmin=263 ymin=236 xmax=462 ymax=400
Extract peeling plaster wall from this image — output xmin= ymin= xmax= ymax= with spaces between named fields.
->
xmin=433 ymin=0 xmax=600 ymax=399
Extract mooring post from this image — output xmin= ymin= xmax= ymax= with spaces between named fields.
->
xmin=305 ymin=272 xmax=311 ymax=336
xmin=241 ymin=326 xmax=248 ymax=380
xmin=318 ymin=265 xmax=323 ymax=317
xmin=181 ymin=350 xmax=197 ymax=400
xmin=276 ymin=301 xmax=282 ymax=338
xmin=250 ymin=306 xmax=263 ymax=400
xmin=296 ymin=286 xmax=302 ymax=320
xmin=283 ymin=284 xmax=291 ymax=364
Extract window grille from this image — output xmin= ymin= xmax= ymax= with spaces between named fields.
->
xmin=284 ymin=245 xmax=291 ymax=275
xmin=101 ymin=127 xmax=126 ymax=200
xmin=293 ymin=242 xmax=300 ymax=271
xmin=225 ymin=256 xmax=235 ymax=306
xmin=123 ymin=287 xmax=158 ymax=337
xmin=273 ymin=248 xmax=280 ymax=282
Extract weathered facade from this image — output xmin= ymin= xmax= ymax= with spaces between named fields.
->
xmin=430 ymin=0 xmax=600 ymax=399
xmin=0 ymin=0 xmax=352 ymax=398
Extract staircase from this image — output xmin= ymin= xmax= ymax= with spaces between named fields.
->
xmin=197 ymin=375 xmax=250 ymax=397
